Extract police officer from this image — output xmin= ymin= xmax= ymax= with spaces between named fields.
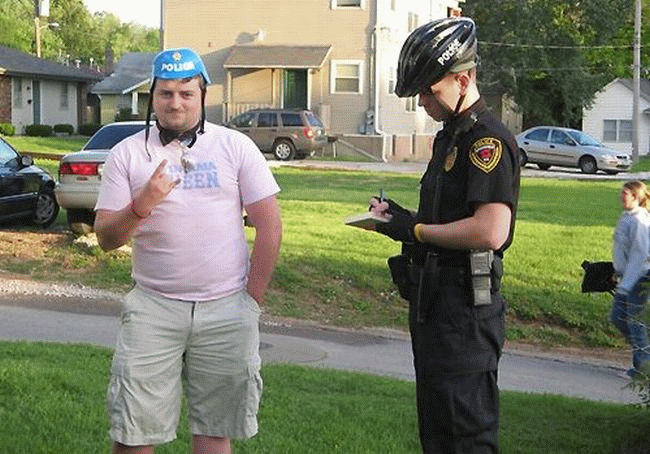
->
xmin=370 ymin=18 xmax=520 ymax=454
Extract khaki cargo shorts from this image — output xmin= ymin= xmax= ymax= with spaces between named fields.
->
xmin=107 ymin=287 xmax=262 ymax=446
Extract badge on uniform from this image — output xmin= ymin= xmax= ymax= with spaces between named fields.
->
xmin=444 ymin=147 xmax=458 ymax=172
xmin=469 ymin=137 xmax=502 ymax=173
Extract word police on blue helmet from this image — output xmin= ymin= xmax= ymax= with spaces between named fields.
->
xmin=152 ymin=48 xmax=211 ymax=84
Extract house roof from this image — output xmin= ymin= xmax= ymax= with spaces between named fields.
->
xmin=615 ymin=78 xmax=650 ymax=104
xmin=0 ymin=45 xmax=103 ymax=82
xmin=91 ymin=52 xmax=157 ymax=95
xmin=224 ymin=45 xmax=332 ymax=69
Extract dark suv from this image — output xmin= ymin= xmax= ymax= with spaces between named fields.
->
xmin=226 ymin=109 xmax=327 ymax=160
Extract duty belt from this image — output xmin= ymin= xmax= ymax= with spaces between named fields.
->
xmin=407 ymin=264 xmax=468 ymax=288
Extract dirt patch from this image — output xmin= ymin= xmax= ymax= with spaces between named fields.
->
xmin=0 ymin=229 xmax=72 ymax=261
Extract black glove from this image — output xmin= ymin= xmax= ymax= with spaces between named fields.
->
xmin=369 ymin=197 xmax=412 ymax=217
xmin=376 ymin=210 xmax=417 ymax=243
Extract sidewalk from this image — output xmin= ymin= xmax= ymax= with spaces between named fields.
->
xmin=0 ymin=295 xmax=640 ymax=405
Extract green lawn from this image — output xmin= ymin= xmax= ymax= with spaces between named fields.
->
xmin=0 ymin=341 xmax=648 ymax=454
xmin=0 ymin=159 xmax=633 ymax=350
xmin=2 ymin=136 xmax=650 ymax=452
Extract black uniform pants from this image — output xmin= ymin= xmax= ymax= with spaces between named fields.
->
xmin=409 ymin=284 xmax=504 ymax=454
xmin=415 ymin=370 xmax=499 ymax=454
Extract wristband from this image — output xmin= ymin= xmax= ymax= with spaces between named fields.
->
xmin=413 ymin=223 xmax=425 ymax=243
xmin=130 ymin=202 xmax=149 ymax=219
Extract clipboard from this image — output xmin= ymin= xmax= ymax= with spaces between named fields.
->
xmin=344 ymin=212 xmax=389 ymax=231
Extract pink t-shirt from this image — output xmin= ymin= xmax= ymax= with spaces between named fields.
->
xmin=95 ymin=123 xmax=280 ymax=301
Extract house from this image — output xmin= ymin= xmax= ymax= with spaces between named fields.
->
xmin=582 ymin=78 xmax=650 ymax=157
xmin=91 ymin=52 xmax=158 ymax=125
xmin=160 ymin=0 xmax=466 ymax=161
xmin=0 ymin=45 xmax=103 ymax=134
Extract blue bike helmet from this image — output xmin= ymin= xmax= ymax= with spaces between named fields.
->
xmin=152 ymin=48 xmax=211 ymax=84
xmin=145 ymin=48 xmax=211 ymax=155
xmin=395 ymin=17 xmax=477 ymax=98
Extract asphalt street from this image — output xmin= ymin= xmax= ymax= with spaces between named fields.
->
xmin=0 ymin=286 xmax=640 ymax=405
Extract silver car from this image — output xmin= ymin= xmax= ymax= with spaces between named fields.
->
xmin=516 ymin=126 xmax=632 ymax=174
xmin=54 ymin=121 xmax=146 ymax=232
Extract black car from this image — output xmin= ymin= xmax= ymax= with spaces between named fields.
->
xmin=0 ymin=136 xmax=59 ymax=228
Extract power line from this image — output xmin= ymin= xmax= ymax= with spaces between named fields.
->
xmin=479 ymin=40 xmax=637 ymax=50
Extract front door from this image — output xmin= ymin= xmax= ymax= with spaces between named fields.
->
xmin=283 ymin=70 xmax=307 ymax=109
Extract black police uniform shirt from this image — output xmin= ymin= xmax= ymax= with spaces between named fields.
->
xmin=410 ymin=97 xmax=520 ymax=374
xmin=417 ymin=97 xmax=520 ymax=264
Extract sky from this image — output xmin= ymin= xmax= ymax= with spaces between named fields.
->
xmin=82 ymin=0 xmax=161 ymax=28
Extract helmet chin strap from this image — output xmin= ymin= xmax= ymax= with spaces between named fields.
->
xmin=439 ymin=93 xmax=466 ymax=124
xmin=453 ymin=93 xmax=466 ymax=116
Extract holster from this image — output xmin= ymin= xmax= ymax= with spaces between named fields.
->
xmin=388 ymin=254 xmax=412 ymax=300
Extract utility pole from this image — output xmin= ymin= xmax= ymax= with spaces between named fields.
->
xmin=633 ymin=0 xmax=641 ymax=162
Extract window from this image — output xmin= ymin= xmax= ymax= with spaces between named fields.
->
xmin=231 ymin=112 xmax=255 ymax=128
xmin=332 ymin=0 xmax=362 ymax=8
xmin=405 ymin=97 xmax=417 ymax=112
xmin=60 ymin=83 xmax=69 ymax=110
xmin=550 ymin=130 xmax=572 ymax=145
xmin=13 ymin=79 xmax=22 ymax=108
xmin=619 ymin=120 xmax=633 ymax=142
xmin=525 ymin=128 xmax=550 ymax=142
xmin=280 ymin=113 xmax=302 ymax=127
xmin=603 ymin=120 xmax=632 ymax=142
xmin=257 ymin=112 xmax=278 ymax=127
xmin=388 ymin=66 xmax=396 ymax=94
xmin=0 ymin=138 xmax=19 ymax=164
xmin=408 ymin=12 xmax=419 ymax=32
xmin=331 ymin=61 xmax=363 ymax=94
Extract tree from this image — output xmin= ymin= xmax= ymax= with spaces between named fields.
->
xmin=0 ymin=0 xmax=158 ymax=68
xmin=463 ymin=0 xmax=636 ymax=128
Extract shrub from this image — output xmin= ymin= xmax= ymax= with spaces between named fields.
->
xmin=53 ymin=124 xmax=74 ymax=135
xmin=115 ymin=107 xmax=138 ymax=122
xmin=78 ymin=123 xmax=100 ymax=136
xmin=25 ymin=124 xmax=53 ymax=137
xmin=0 ymin=123 xmax=15 ymax=136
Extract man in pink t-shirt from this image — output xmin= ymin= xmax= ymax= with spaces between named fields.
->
xmin=95 ymin=48 xmax=282 ymax=454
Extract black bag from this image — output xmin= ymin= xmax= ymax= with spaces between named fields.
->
xmin=580 ymin=260 xmax=616 ymax=293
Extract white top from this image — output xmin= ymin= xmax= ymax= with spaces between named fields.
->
xmin=612 ymin=206 xmax=650 ymax=294
xmin=96 ymin=122 xmax=280 ymax=301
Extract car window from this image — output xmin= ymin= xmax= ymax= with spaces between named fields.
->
xmin=550 ymin=130 xmax=574 ymax=145
xmin=258 ymin=112 xmax=278 ymax=127
xmin=83 ymin=124 xmax=146 ymax=150
xmin=231 ymin=112 xmax=255 ymax=128
xmin=280 ymin=113 xmax=303 ymax=127
xmin=305 ymin=112 xmax=324 ymax=127
xmin=0 ymin=138 xmax=19 ymax=165
xmin=525 ymin=128 xmax=550 ymax=142
xmin=566 ymin=130 xmax=601 ymax=146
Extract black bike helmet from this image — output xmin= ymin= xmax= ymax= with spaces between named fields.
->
xmin=395 ymin=17 xmax=477 ymax=98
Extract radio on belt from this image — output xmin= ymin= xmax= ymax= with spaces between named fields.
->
xmin=470 ymin=250 xmax=493 ymax=306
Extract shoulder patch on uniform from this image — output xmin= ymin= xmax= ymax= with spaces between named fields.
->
xmin=469 ymin=137 xmax=502 ymax=173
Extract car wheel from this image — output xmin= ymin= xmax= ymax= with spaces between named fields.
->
xmin=519 ymin=149 xmax=528 ymax=167
xmin=273 ymin=139 xmax=296 ymax=161
xmin=66 ymin=208 xmax=96 ymax=235
xmin=537 ymin=163 xmax=551 ymax=170
xmin=579 ymin=156 xmax=597 ymax=174
xmin=33 ymin=190 xmax=59 ymax=228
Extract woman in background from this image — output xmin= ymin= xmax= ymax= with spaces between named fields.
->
xmin=612 ymin=180 xmax=650 ymax=378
